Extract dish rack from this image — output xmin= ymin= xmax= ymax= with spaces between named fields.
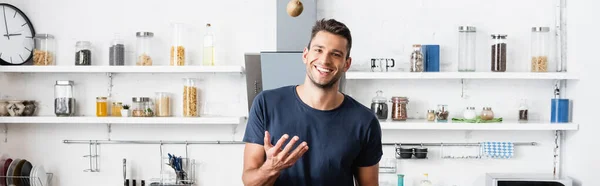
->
xmin=147 ymin=157 xmax=196 ymax=186
xmin=0 ymin=173 xmax=53 ymax=186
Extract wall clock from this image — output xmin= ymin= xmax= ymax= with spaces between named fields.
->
xmin=0 ymin=3 xmax=35 ymax=65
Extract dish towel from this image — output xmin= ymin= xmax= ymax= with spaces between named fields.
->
xmin=482 ymin=142 xmax=514 ymax=159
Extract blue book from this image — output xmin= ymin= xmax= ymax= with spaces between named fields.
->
xmin=422 ymin=45 xmax=440 ymax=72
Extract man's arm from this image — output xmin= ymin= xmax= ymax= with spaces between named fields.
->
xmin=242 ymin=143 xmax=279 ymax=186
xmin=354 ymin=164 xmax=379 ymax=186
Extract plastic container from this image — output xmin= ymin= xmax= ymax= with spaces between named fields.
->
xmin=491 ymin=34 xmax=508 ymax=72
xmin=410 ymin=44 xmax=424 ymax=72
xmin=136 ymin=32 xmax=154 ymax=66
xmin=75 ymin=41 xmax=92 ymax=65
xmin=531 ymin=27 xmax=550 ymax=72
xmin=391 ymin=97 xmax=409 ymax=121
xmin=370 ymin=90 xmax=388 ymax=120
xmin=458 ymin=26 xmax=476 ymax=72
xmin=110 ymin=34 xmax=125 ymax=66
xmin=54 ymin=80 xmax=75 ymax=116
xmin=33 ymin=34 xmax=55 ymax=66
xmin=96 ymin=97 xmax=108 ymax=117
xmin=203 ymin=23 xmax=215 ymax=66
xmin=183 ymin=78 xmax=198 ymax=117
xmin=155 ymin=92 xmax=171 ymax=117
xmin=170 ymin=23 xmax=186 ymax=66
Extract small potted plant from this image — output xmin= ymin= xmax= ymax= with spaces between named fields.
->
xmin=121 ymin=104 xmax=131 ymax=117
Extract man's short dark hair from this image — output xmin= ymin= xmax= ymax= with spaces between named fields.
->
xmin=307 ymin=18 xmax=352 ymax=58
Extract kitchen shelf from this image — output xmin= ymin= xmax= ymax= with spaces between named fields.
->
xmin=0 ymin=116 xmax=246 ymax=125
xmin=345 ymin=72 xmax=578 ymax=80
xmin=0 ymin=65 xmax=244 ymax=73
xmin=379 ymin=120 xmax=578 ymax=131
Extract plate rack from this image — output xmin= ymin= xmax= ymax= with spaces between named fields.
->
xmin=0 ymin=173 xmax=53 ymax=186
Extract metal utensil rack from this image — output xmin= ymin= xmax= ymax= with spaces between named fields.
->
xmin=0 ymin=173 xmax=53 ymax=186
xmin=391 ymin=142 xmax=537 ymax=160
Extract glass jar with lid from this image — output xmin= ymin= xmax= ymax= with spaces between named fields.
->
xmin=426 ymin=110 xmax=435 ymax=121
xmin=54 ymin=80 xmax=75 ymax=116
xmin=531 ymin=27 xmax=550 ymax=72
xmin=183 ymin=78 xmax=198 ymax=117
xmin=132 ymin=97 xmax=153 ymax=117
xmin=491 ymin=34 xmax=508 ymax=72
xmin=136 ymin=32 xmax=154 ymax=66
xmin=155 ymin=92 xmax=171 ymax=117
xmin=481 ymin=107 xmax=494 ymax=120
xmin=463 ymin=107 xmax=476 ymax=120
xmin=458 ymin=26 xmax=476 ymax=72
xmin=410 ymin=44 xmax=424 ymax=72
xmin=75 ymin=41 xmax=92 ymax=65
xmin=109 ymin=34 xmax=125 ymax=66
xmin=391 ymin=97 xmax=409 ymax=121
xmin=33 ymin=34 xmax=55 ymax=66
xmin=96 ymin=97 xmax=108 ymax=117
xmin=170 ymin=23 xmax=186 ymax=66
xmin=436 ymin=104 xmax=449 ymax=122
xmin=370 ymin=90 xmax=388 ymax=120
xmin=112 ymin=102 xmax=122 ymax=117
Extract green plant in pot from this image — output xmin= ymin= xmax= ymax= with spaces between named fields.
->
xmin=121 ymin=104 xmax=131 ymax=117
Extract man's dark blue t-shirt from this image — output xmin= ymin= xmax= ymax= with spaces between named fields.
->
xmin=243 ymin=85 xmax=383 ymax=186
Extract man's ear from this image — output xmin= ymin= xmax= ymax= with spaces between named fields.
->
xmin=343 ymin=57 xmax=352 ymax=72
xmin=302 ymin=47 xmax=309 ymax=64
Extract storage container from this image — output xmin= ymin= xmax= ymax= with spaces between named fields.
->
xmin=54 ymin=80 xmax=75 ymax=116
xmin=531 ymin=27 xmax=550 ymax=72
xmin=112 ymin=102 xmax=122 ymax=117
xmin=136 ymin=32 xmax=154 ymax=66
xmin=110 ymin=34 xmax=125 ymax=66
xmin=170 ymin=23 xmax=186 ymax=66
xmin=183 ymin=78 xmax=198 ymax=117
xmin=410 ymin=44 xmax=424 ymax=72
xmin=155 ymin=92 xmax=171 ymax=117
xmin=33 ymin=34 xmax=55 ymax=66
xmin=436 ymin=104 xmax=449 ymax=122
xmin=96 ymin=97 xmax=108 ymax=117
xmin=491 ymin=34 xmax=508 ymax=72
xmin=75 ymin=41 xmax=92 ymax=65
xmin=458 ymin=26 xmax=476 ymax=72
xmin=391 ymin=97 xmax=409 ymax=121
xmin=132 ymin=97 xmax=153 ymax=117
xmin=370 ymin=90 xmax=388 ymax=120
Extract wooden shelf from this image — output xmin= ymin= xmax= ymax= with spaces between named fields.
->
xmin=0 ymin=65 xmax=244 ymax=73
xmin=379 ymin=120 xmax=578 ymax=131
xmin=0 ymin=116 xmax=246 ymax=125
xmin=345 ymin=72 xmax=578 ymax=80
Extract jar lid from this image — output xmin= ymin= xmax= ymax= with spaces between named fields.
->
xmin=136 ymin=32 xmax=154 ymax=37
xmin=427 ymin=110 xmax=435 ymax=113
xmin=483 ymin=107 xmax=492 ymax=110
xmin=112 ymin=102 xmax=122 ymax=105
xmin=391 ymin=96 xmax=409 ymax=102
xmin=491 ymin=34 xmax=508 ymax=39
xmin=132 ymin=97 xmax=151 ymax=102
xmin=532 ymin=27 xmax=550 ymax=32
xmin=34 ymin=34 xmax=54 ymax=39
xmin=97 ymin=97 xmax=107 ymax=99
xmin=459 ymin=26 xmax=476 ymax=32
xmin=56 ymin=80 xmax=74 ymax=85
xmin=466 ymin=107 xmax=475 ymax=110
xmin=372 ymin=90 xmax=387 ymax=103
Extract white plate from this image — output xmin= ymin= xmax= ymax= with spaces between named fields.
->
xmin=34 ymin=165 xmax=46 ymax=186
xmin=29 ymin=165 xmax=37 ymax=186
xmin=6 ymin=158 xmax=20 ymax=186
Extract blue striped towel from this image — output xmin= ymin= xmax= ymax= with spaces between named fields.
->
xmin=482 ymin=142 xmax=514 ymax=159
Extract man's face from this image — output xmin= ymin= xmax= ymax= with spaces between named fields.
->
xmin=302 ymin=31 xmax=352 ymax=89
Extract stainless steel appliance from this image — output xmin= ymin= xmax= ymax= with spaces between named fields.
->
xmin=486 ymin=173 xmax=573 ymax=186
xmin=244 ymin=51 xmax=346 ymax=112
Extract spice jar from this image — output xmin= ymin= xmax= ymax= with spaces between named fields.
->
xmin=410 ymin=44 xmax=424 ymax=72
xmin=519 ymin=100 xmax=528 ymax=121
xmin=183 ymin=78 xmax=198 ymax=117
xmin=370 ymin=90 xmax=388 ymax=120
xmin=391 ymin=97 xmax=409 ymax=121
xmin=481 ymin=107 xmax=494 ymax=120
xmin=155 ymin=92 xmax=171 ymax=117
xmin=463 ymin=107 xmax=476 ymax=120
xmin=170 ymin=23 xmax=186 ymax=66
xmin=55 ymin=80 xmax=75 ymax=116
xmin=109 ymin=34 xmax=125 ymax=66
xmin=136 ymin=32 xmax=154 ymax=66
xmin=96 ymin=97 xmax=108 ymax=117
xmin=112 ymin=102 xmax=122 ymax=117
xmin=426 ymin=110 xmax=435 ymax=121
xmin=531 ymin=27 xmax=550 ymax=72
xmin=33 ymin=34 xmax=55 ymax=66
xmin=458 ymin=26 xmax=476 ymax=72
xmin=132 ymin=97 xmax=152 ymax=117
xmin=491 ymin=34 xmax=507 ymax=72
xmin=75 ymin=41 xmax=92 ymax=65
xmin=436 ymin=104 xmax=449 ymax=122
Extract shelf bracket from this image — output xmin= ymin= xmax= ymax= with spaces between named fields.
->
xmin=106 ymin=72 xmax=114 ymax=98
xmin=553 ymin=130 xmax=562 ymax=178
xmin=3 ymin=124 xmax=7 ymax=143
xmin=107 ymin=123 xmax=112 ymax=141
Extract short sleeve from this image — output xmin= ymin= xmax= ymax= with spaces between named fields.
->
xmin=355 ymin=117 xmax=383 ymax=167
xmin=242 ymin=92 xmax=267 ymax=145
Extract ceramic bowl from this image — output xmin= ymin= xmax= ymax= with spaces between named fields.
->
xmin=414 ymin=148 xmax=428 ymax=159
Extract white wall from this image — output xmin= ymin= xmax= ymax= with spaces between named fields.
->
xmin=0 ymin=0 xmax=596 ymax=186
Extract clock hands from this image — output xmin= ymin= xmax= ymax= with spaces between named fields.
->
xmin=3 ymin=33 xmax=21 ymax=37
xmin=3 ymin=6 xmax=9 ymax=40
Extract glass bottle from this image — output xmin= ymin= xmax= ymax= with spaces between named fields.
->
xmin=481 ymin=107 xmax=494 ymax=120
xmin=96 ymin=97 xmax=108 ymax=117
xmin=491 ymin=34 xmax=507 ymax=72
xmin=436 ymin=104 xmax=449 ymax=122
xmin=33 ymin=34 xmax=55 ymax=66
xmin=203 ymin=23 xmax=215 ymax=66
xmin=370 ymin=90 xmax=388 ymax=120
xmin=183 ymin=78 xmax=198 ymax=117
xmin=531 ymin=27 xmax=550 ymax=72
xmin=419 ymin=173 xmax=433 ymax=186
xmin=109 ymin=34 xmax=125 ymax=66
xmin=54 ymin=80 xmax=75 ymax=116
xmin=458 ymin=26 xmax=476 ymax=72
xmin=391 ymin=97 xmax=409 ymax=121
xmin=410 ymin=44 xmax=424 ymax=72
xmin=136 ymin=32 xmax=154 ymax=66
xmin=170 ymin=23 xmax=186 ymax=66
xmin=75 ymin=41 xmax=92 ymax=66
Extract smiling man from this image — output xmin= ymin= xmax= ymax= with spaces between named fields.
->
xmin=242 ymin=18 xmax=383 ymax=186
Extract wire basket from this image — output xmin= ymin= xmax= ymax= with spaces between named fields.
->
xmin=0 ymin=173 xmax=53 ymax=186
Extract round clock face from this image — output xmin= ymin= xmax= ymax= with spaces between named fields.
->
xmin=0 ymin=3 xmax=35 ymax=65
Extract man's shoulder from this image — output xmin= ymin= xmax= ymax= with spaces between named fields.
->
xmin=255 ymin=85 xmax=296 ymax=101
xmin=341 ymin=95 xmax=378 ymax=121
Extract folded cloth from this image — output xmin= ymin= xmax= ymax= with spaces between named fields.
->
xmin=452 ymin=116 xmax=503 ymax=123
xmin=482 ymin=142 xmax=514 ymax=159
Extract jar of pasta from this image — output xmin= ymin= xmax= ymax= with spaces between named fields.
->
xmin=183 ymin=78 xmax=198 ymax=117
xmin=132 ymin=97 xmax=152 ymax=117
xmin=96 ymin=97 xmax=108 ymax=117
